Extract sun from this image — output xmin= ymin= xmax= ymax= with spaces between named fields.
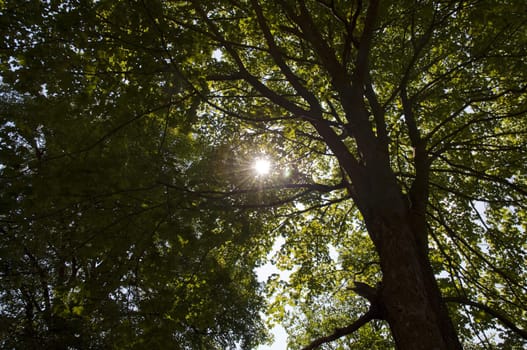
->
xmin=253 ymin=158 xmax=271 ymax=176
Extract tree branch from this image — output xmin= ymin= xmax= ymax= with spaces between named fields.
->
xmin=314 ymin=0 xmax=360 ymax=64
xmin=351 ymin=281 xmax=380 ymax=304
xmin=250 ymin=0 xmax=322 ymax=114
xmin=444 ymin=296 xmax=527 ymax=340
xmin=427 ymin=203 xmax=527 ymax=293
xmin=432 ymin=154 xmax=527 ymax=197
xmin=351 ymin=0 xmax=379 ymax=90
xmin=278 ymin=0 xmax=349 ymax=88
xmin=401 ymin=85 xmax=430 ymax=229
xmin=301 ymin=280 xmax=385 ymax=350
xmin=400 ymin=86 xmax=421 ymax=149
xmin=157 ymin=180 xmax=346 ymax=198
xmin=301 ymin=307 xmax=378 ymax=350
xmin=364 ymin=73 xmax=388 ymax=147
xmin=191 ymin=0 xmax=309 ymax=117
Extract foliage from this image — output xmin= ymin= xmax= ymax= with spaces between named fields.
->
xmin=0 ymin=1 xmax=269 ymax=349
xmin=1 ymin=0 xmax=526 ymax=349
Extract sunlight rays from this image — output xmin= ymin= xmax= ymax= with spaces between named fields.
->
xmin=253 ymin=157 xmax=271 ymax=176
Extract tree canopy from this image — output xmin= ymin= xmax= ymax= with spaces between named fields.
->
xmin=1 ymin=1 xmax=526 ymax=349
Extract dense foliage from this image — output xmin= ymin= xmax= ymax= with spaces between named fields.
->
xmin=1 ymin=1 xmax=526 ymax=349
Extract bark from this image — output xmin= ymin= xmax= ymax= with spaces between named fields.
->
xmin=361 ymin=189 xmax=462 ymax=350
xmin=346 ymin=146 xmax=461 ymax=349
xmin=318 ymin=121 xmax=462 ymax=349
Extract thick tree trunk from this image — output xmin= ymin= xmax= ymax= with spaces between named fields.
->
xmin=336 ymin=125 xmax=464 ymax=350
xmin=365 ymin=210 xmax=462 ymax=350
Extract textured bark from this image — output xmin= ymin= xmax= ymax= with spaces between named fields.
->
xmin=360 ymin=189 xmax=462 ymax=350
xmin=350 ymin=152 xmax=462 ymax=349
xmin=378 ymin=221 xmax=461 ymax=350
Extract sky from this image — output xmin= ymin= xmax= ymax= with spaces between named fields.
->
xmin=256 ymin=325 xmax=288 ymax=350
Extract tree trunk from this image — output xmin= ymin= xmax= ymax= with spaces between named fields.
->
xmin=319 ymin=72 xmax=462 ymax=347
xmin=365 ymin=210 xmax=462 ymax=350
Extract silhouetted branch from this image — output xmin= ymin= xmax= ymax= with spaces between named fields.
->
xmin=158 ymin=180 xmax=345 ymax=197
xmin=444 ymin=296 xmax=527 ymax=340
xmin=301 ymin=280 xmax=385 ymax=350
xmin=301 ymin=307 xmax=378 ymax=350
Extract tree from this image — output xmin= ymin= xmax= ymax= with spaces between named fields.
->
xmin=0 ymin=1 xmax=269 ymax=349
xmin=1 ymin=0 xmax=526 ymax=349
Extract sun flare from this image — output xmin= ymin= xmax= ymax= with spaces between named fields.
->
xmin=253 ymin=158 xmax=271 ymax=176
